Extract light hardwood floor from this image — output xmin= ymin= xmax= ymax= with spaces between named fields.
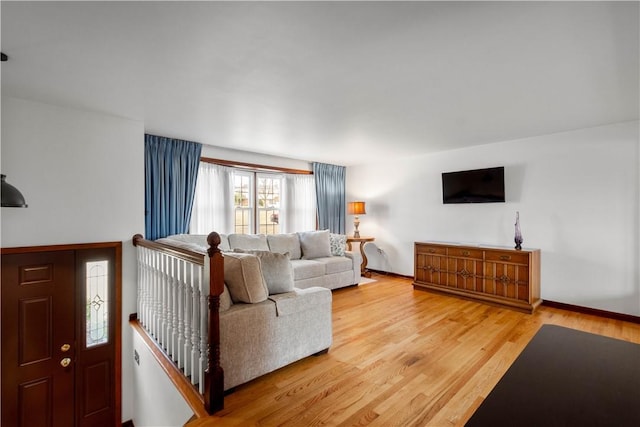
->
xmin=189 ymin=273 xmax=640 ymax=427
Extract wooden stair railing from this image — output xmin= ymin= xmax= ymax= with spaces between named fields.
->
xmin=204 ymin=232 xmax=224 ymax=414
xmin=132 ymin=232 xmax=224 ymax=416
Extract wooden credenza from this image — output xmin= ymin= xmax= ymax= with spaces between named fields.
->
xmin=413 ymin=242 xmax=541 ymax=313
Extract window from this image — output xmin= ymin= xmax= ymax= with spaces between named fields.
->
xmin=233 ymin=172 xmax=253 ymax=234
xmin=85 ymin=260 xmax=109 ymax=347
xmin=191 ymin=160 xmax=316 ymax=235
xmin=256 ymin=175 xmax=281 ymax=234
xmin=233 ymin=172 xmax=282 ymax=235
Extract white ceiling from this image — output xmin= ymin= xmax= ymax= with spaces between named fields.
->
xmin=1 ymin=1 xmax=638 ymax=166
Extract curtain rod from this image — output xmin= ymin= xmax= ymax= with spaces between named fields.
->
xmin=201 ymin=157 xmax=313 ymax=175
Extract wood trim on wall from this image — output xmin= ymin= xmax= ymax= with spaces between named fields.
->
xmin=542 ymin=300 xmax=640 ymax=324
xmin=201 ymin=157 xmax=312 ymax=175
xmin=367 ymin=269 xmax=413 ymax=280
xmin=0 ymin=241 xmax=123 ymax=254
xmin=130 ymin=319 xmax=209 ymax=419
xmin=114 ymin=243 xmax=123 ymax=427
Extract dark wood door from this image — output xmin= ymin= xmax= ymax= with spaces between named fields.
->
xmin=75 ymin=248 xmax=117 ymax=427
xmin=2 ymin=245 xmax=118 ymax=427
xmin=1 ymin=251 xmax=76 ymax=427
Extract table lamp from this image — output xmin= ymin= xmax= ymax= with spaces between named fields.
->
xmin=347 ymin=201 xmax=366 ymax=238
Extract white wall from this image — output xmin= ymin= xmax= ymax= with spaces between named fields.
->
xmin=131 ymin=332 xmax=194 ymax=427
xmin=347 ymin=121 xmax=640 ymax=316
xmin=1 ymin=96 xmax=145 ymax=422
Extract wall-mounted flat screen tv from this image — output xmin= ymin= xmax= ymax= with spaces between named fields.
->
xmin=442 ymin=166 xmax=505 ymax=204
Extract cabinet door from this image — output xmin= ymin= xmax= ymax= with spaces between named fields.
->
xmin=484 ymin=252 xmax=530 ymax=302
xmin=447 ymin=248 xmax=483 ymax=292
xmin=415 ymin=245 xmax=447 ymax=287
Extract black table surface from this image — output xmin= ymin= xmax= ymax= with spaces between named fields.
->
xmin=465 ymin=324 xmax=640 ymax=427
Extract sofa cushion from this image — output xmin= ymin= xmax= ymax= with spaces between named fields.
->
xmin=223 ymin=252 xmax=269 ymax=304
xmin=329 ymin=233 xmax=347 ymax=256
xmin=313 ymin=256 xmax=354 ymax=275
xmin=298 ymin=230 xmax=331 ymax=259
xmin=234 ymin=250 xmax=294 ymax=295
xmin=220 ymin=284 xmax=232 ymax=312
xmin=267 ymin=233 xmax=302 ymax=260
xmin=268 ymin=287 xmax=332 ymax=317
xmin=218 ymin=234 xmax=231 ymax=252
xmin=228 ymin=233 xmax=269 ymax=251
xmin=291 ymin=259 xmax=326 ymax=281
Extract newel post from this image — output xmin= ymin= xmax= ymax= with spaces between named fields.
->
xmin=204 ymin=232 xmax=224 ymax=413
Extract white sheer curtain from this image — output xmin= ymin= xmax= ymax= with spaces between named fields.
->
xmin=189 ymin=162 xmax=235 ymax=234
xmin=281 ymin=174 xmax=317 ymax=233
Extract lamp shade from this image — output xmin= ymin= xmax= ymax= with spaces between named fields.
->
xmin=1 ymin=174 xmax=28 ymax=207
xmin=347 ymin=201 xmax=366 ymax=215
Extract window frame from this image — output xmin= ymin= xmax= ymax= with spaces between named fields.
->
xmin=233 ymin=171 xmax=254 ymax=234
xmin=255 ymin=173 xmax=283 ymax=235
xmin=194 ymin=157 xmax=315 ymax=235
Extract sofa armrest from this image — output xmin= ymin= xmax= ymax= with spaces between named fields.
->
xmin=344 ymin=250 xmax=362 ymax=285
xmin=344 ymin=250 xmax=362 ymax=267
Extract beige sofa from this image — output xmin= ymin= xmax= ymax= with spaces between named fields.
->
xmin=159 ymin=230 xmax=357 ymax=390
xmin=164 ymin=230 xmax=362 ymax=290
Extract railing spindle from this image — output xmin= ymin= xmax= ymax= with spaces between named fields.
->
xmin=133 ymin=233 xmax=224 ymax=414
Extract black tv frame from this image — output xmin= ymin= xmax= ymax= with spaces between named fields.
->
xmin=442 ymin=166 xmax=505 ymax=204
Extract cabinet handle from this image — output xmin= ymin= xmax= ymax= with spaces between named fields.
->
xmin=428 ymin=249 xmax=436 ymax=253
xmin=500 ymin=255 xmax=511 ymax=261
xmin=462 ymin=251 xmax=470 ymax=256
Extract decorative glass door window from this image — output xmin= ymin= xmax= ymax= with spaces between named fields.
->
xmin=85 ymin=260 xmax=109 ymax=347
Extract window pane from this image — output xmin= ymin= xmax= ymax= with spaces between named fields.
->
xmin=234 ymin=173 xmax=253 ymax=233
xmin=235 ymin=208 xmax=251 ymax=234
xmin=257 ymin=175 xmax=282 ymax=235
xmin=86 ymin=260 xmax=109 ymax=348
xmin=234 ymin=174 xmax=251 ymax=208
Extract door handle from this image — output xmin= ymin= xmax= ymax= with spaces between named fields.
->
xmin=60 ymin=357 xmax=72 ymax=368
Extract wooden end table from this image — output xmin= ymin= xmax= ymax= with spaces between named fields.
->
xmin=346 ymin=236 xmax=375 ymax=278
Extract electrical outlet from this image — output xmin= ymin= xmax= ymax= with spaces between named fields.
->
xmin=134 ymin=349 xmax=140 ymax=365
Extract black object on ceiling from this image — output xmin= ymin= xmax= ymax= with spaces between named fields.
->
xmin=1 ymin=52 xmax=7 ymax=62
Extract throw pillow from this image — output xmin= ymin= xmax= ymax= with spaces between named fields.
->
xmin=219 ymin=284 xmax=232 ymax=312
xmin=298 ymin=229 xmax=331 ymax=259
xmin=267 ymin=233 xmax=302 ymax=260
xmin=228 ymin=233 xmax=269 ymax=251
xmin=223 ymin=252 xmax=269 ymax=303
xmin=236 ymin=250 xmax=294 ymax=295
xmin=329 ymin=233 xmax=347 ymax=257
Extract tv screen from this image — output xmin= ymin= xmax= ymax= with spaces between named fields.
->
xmin=442 ymin=167 xmax=505 ymax=204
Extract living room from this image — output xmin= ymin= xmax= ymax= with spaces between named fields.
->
xmin=1 ymin=1 xmax=639 ymax=426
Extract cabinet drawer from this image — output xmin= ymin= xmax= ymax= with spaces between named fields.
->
xmin=448 ymin=247 xmax=483 ymax=259
xmin=416 ymin=244 xmax=446 ymax=256
xmin=485 ymin=251 xmax=529 ymax=265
